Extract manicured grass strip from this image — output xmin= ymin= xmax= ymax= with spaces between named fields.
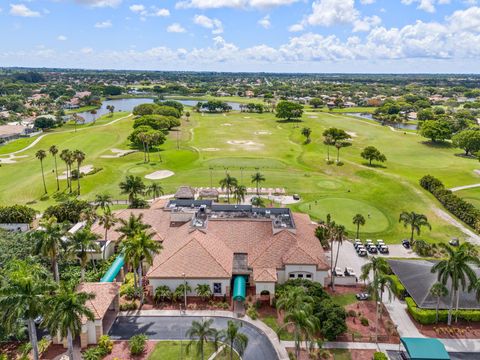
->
xmin=261 ymin=315 xmax=295 ymax=341
xmin=331 ymin=293 xmax=358 ymax=307
xmin=147 ymin=341 xmax=239 ymax=360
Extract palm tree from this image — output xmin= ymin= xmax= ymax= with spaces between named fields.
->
xmin=98 ymin=209 xmax=117 ymax=259
xmin=251 ymin=172 xmax=266 ymax=196
xmin=121 ymin=231 xmax=162 ymax=304
xmin=67 ymin=227 xmax=101 ymax=282
xmin=331 ymin=224 xmax=347 ymax=292
xmin=352 ymin=213 xmax=366 ymax=239
xmin=60 ymin=149 xmax=72 ymax=191
xmin=0 ymin=260 xmax=56 ymax=360
xmin=233 ymin=184 xmax=247 ymax=205
xmin=195 ymin=284 xmax=212 ymax=301
xmin=147 ymin=182 xmax=164 ymax=201
xmin=154 ymin=285 xmax=172 ymax=303
xmin=301 ymin=127 xmax=312 ymax=144
xmin=186 ymin=319 xmax=217 ymax=360
xmin=399 ymin=211 xmax=431 ymax=244
xmin=44 ymin=285 xmax=95 ymax=360
xmin=430 ymin=282 xmax=449 ymax=324
xmin=276 ymin=286 xmax=313 ymax=313
xmin=219 ymin=174 xmax=238 ymax=203
xmin=119 ymin=175 xmax=146 ymax=206
xmin=221 ymin=320 xmax=249 ymax=360
xmin=117 ymin=213 xmax=151 ymax=242
xmin=49 ymin=145 xmax=60 ymax=191
xmin=469 ymin=278 xmax=480 ymax=302
xmin=35 ymin=149 xmax=48 ymax=194
xmin=73 ymin=149 xmax=85 ymax=195
xmin=30 ymin=216 xmax=65 ymax=282
xmin=323 ymin=135 xmax=334 ymax=162
xmin=431 ymin=243 xmax=480 ymax=325
xmin=94 ymin=193 xmax=113 ymax=212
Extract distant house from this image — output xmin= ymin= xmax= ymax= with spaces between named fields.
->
xmin=344 ymin=101 xmax=356 ymax=108
xmin=245 ymin=90 xmax=255 ymax=98
xmin=0 ymin=124 xmax=29 ymax=143
xmin=174 ymin=186 xmax=196 ymax=200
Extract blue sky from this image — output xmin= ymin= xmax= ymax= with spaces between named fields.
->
xmin=1 ymin=0 xmax=480 ymax=73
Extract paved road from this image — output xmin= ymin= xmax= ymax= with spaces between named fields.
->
xmin=109 ymin=315 xmax=278 ymax=360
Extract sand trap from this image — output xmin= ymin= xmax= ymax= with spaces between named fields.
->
xmin=308 ymin=115 xmax=318 ymax=119
xmin=0 ymin=154 xmax=28 ymax=164
xmin=223 ymin=114 xmax=226 ymax=117
xmin=59 ymin=164 xmax=94 ymax=179
xmin=226 ymin=140 xmax=264 ymax=151
xmin=221 ymin=123 xmax=232 ymax=126
xmin=254 ymin=131 xmax=271 ymax=135
xmin=243 ymin=116 xmax=251 ymax=119
xmin=202 ymin=148 xmax=220 ymax=152
xmin=100 ymin=148 xmax=137 ymax=158
xmin=346 ymin=131 xmax=358 ymax=138
xmin=145 ymin=170 xmax=174 ymax=180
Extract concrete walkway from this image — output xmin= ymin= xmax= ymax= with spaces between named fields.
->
xmin=384 ymin=297 xmax=423 ymax=338
xmin=281 ymin=340 xmax=400 ymax=351
xmin=117 ymin=309 xmax=289 ymax=360
xmin=450 ymin=183 xmax=480 ymax=192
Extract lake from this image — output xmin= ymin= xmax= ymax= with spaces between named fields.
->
xmin=346 ymin=113 xmax=418 ymax=130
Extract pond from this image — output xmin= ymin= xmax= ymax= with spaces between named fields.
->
xmin=346 ymin=112 xmax=418 ymax=130
xmin=76 ymin=98 xmax=243 ymax=123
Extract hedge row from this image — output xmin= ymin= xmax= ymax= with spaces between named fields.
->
xmin=387 ymin=275 xmax=407 ymax=300
xmin=406 ymin=297 xmax=480 ymax=324
xmin=0 ymin=205 xmax=36 ymax=224
xmin=420 ymin=175 xmax=480 ymax=228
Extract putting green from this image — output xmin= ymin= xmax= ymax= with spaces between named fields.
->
xmin=317 ymin=180 xmax=342 ymax=190
xmin=299 ymin=198 xmax=390 ymax=234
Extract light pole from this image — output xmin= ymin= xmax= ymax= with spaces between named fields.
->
xmin=209 ymin=167 xmax=213 ymax=189
xmin=240 ymin=167 xmax=244 ymax=185
xmin=183 ymin=272 xmax=187 ymax=314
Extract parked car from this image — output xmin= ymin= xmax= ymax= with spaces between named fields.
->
xmin=334 ymin=267 xmax=344 ymax=276
xmin=449 ymin=238 xmax=459 ymax=246
xmin=345 ymin=267 xmax=356 ymax=276
xmin=356 ymin=293 xmax=370 ymax=301
xmin=402 ymin=239 xmax=410 ymax=249
xmin=379 ymin=245 xmax=389 ymax=254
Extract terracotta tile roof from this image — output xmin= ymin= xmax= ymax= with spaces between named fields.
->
xmin=77 ymin=282 xmax=119 ymax=323
xmin=253 ymin=268 xmax=277 ymax=282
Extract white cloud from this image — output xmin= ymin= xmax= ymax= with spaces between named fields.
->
xmin=401 ymin=0 xmax=451 ymax=13
xmin=57 ymin=35 xmax=67 ymax=41
xmin=75 ymin=0 xmax=122 ymax=8
xmin=176 ymin=0 xmax=298 ymax=9
xmin=193 ymin=14 xmax=223 ymax=34
xmin=288 ymin=23 xmax=304 ymax=32
xmin=353 ymin=15 xmax=381 ymax=32
xmin=167 ymin=23 xmax=186 ymax=33
xmin=95 ymin=20 xmax=112 ymax=28
xmin=129 ymin=4 xmax=145 ymax=13
xmin=129 ymin=4 xmax=170 ymax=17
xmin=447 ymin=6 xmax=480 ymax=32
xmin=360 ymin=0 xmax=375 ymax=4
xmin=258 ymin=15 xmax=271 ymax=29
xmin=306 ymin=0 xmax=359 ymax=27
xmin=9 ymin=4 xmax=41 ymax=17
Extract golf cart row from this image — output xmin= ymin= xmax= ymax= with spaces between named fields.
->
xmin=353 ymin=239 xmax=389 ymax=256
xmin=333 ymin=266 xmax=356 ymax=277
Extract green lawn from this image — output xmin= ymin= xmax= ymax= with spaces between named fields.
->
xmin=260 ymin=315 xmax=294 ymax=341
xmin=148 ymin=341 xmax=239 ymax=360
xmin=331 ymin=293 xmax=358 ymax=307
xmin=0 ymin=104 xmax=477 ymax=243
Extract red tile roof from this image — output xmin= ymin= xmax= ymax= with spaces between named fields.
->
xmin=77 ymin=282 xmax=119 ymax=323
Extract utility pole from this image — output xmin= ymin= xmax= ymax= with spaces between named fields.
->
xmin=209 ymin=167 xmax=213 ymax=188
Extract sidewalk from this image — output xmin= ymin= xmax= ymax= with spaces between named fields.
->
xmin=281 ymin=340 xmax=400 ymax=352
xmin=383 ymin=297 xmax=423 ymax=338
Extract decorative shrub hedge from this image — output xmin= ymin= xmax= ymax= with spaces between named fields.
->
xmin=406 ymin=297 xmax=480 ymax=324
xmin=420 ymin=175 xmax=480 ymax=228
xmin=387 ymin=275 xmax=407 ymax=300
xmin=0 ymin=205 xmax=36 ymax=224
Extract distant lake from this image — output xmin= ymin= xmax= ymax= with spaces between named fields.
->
xmin=76 ymin=97 xmax=242 ymax=123
xmin=346 ymin=112 xmax=418 ymax=130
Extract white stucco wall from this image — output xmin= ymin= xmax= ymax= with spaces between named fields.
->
xmin=255 ymin=282 xmax=275 ymax=295
xmin=0 ymin=223 xmax=30 ymax=232
xmin=284 ymin=265 xmax=328 ymax=286
xmin=150 ymin=278 xmax=230 ymax=297
xmin=87 ymin=241 xmax=116 ymax=261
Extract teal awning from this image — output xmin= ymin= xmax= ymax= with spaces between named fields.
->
xmin=401 ymin=338 xmax=450 ymax=360
xmin=100 ymin=254 xmax=124 ymax=282
xmin=233 ymin=275 xmax=246 ymax=301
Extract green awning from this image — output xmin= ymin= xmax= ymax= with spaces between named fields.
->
xmin=233 ymin=275 xmax=246 ymax=301
xmin=401 ymin=337 xmax=450 ymax=360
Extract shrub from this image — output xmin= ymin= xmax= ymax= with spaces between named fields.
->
xmin=360 ymin=317 xmax=369 ymax=326
xmin=246 ymin=305 xmax=259 ymax=320
xmin=129 ymin=334 xmax=147 ymax=355
xmin=373 ymin=352 xmax=388 ymax=360
xmin=98 ymin=335 xmax=113 ymax=354
xmin=120 ymin=301 xmax=138 ymax=311
xmin=120 ymin=283 xmax=136 ymax=299
xmin=82 ymin=346 xmax=105 ymax=360
xmin=0 ymin=205 xmax=36 ymax=224
xmin=347 ymin=309 xmax=357 ymax=317
xmin=387 ymin=275 xmax=407 ymax=300
xmin=43 ymin=200 xmax=92 ymax=223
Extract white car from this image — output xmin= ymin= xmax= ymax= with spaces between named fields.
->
xmin=345 ymin=267 xmax=356 ymax=276
xmin=334 ymin=267 xmax=345 ymax=276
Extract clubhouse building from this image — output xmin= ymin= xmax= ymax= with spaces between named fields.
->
xmin=91 ymin=199 xmax=330 ymax=302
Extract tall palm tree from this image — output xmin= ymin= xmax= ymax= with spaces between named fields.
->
xmin=301 ymin=127 xmax=312 ymax=144
xmin=30 ymin=216 xmax=65 ymax=283
xmin=60 ymin=149 xmax=72 ymax=191
xmin=94 ymin=193 xmax=113 ymax=212
xmin=233 ymin=184 xmax=247 ymax=205
xmin=117 ymin=213 xmax=151 ymax=242
xmin=35 ymin=149 xmax=48 ymax=194
xmin=469 ymin=278 xmax=480 ymax=302
xmin=44 ymin=285 xmax=95 ymax=360
xmin=0 ymin=260 xmax=56 ymax=360
xmin=352 ymin=213 xmax=366 ymax=239
xmin=398 ymin=211 xmax=431 ymax=244
xmin=98 ymin=209 xmax=117 ymax=259
xmin=332 ymin=224 xmax=347 ymax=292
xmin=147 ymin=182 xmax=164 ymax=201
xmin=323 ymin=135 xmax=334 ymax=162
xmin=430 ymin=282 xmax=449 ymax=324
xmin=119 ymin=175 xmax=146 ymax=206
xmin=431 ymin=243 xmax=480 ymax=325
xmin=219 ymin=174 xmax=238 ymax=203
xmin=186 ymin=319 xmax=217 ymax=360
xmin=67 ymin=227 xmax=101 ymax=282
xmin=221 ymin=320 xmax=249 ymax=360
xmin=251 ymin=172 xmax=266 ymax=196
xmin=49 ymin=145 xmax=60 ymax=191
xmin=73 ymin=150 xmax=85 ymax=195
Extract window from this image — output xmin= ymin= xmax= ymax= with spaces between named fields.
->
xmin=289 ymin=273 xmax=295 ymax=278
xmin=213 ymin=283 xmax=222 ymax=294
xmin=297 ymin=274 xmax=304 ymax=278
xmin=306 ymin=274 xmax=312 ymax=279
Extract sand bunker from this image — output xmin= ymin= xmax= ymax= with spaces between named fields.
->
xmin=308 ymin=115 xmax=318 ymax=119
xmin=243 ymin=116 xmax=251 ymax=119
xmin=0 ymin=154 xmax=28 ymax=164
xmin=346 ymin=131 xmax=358 ymax=138
xmin=202 ymin=148 xmax=220 ymax=152
xmin=145 ymin=170 xmax=175 ymax=180
xmin=100 ymin=148 xmax=137 ymax=158
xmin=59 ymin=164 xmax=94 ymax=179
xmin=226 ymin=140 xmax=264 ymax=151
xmin=254 ymin=131 xmax=271 ymax=135
xmin=221 ymin=123 xmax=232 ymax=126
